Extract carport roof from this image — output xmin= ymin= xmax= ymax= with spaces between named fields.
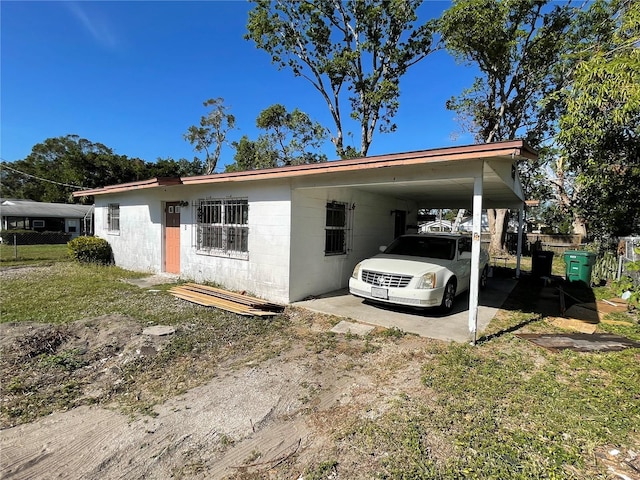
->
xmin=74 ymin=140 xmax=536 ymax=208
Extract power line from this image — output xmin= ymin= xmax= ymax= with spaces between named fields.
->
xmin=0 ymin=161 xmax=89 ymax=190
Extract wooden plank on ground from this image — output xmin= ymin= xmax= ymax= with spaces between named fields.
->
xmin=169 ymin=284 xmax=282 ymax=316
xmin=183 ymin=283 xmax=283 ymax=310
xmin=171 ymin=290 xmax=276 ymax=316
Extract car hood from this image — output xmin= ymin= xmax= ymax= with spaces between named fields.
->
xmin=360 ymin=254 xmax=454 ymax=276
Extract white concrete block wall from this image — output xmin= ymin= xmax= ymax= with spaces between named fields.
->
xmin=94 ymin=183 xmax=292 ymax=303
xmin=95 ymin=190 xmax=169 ymax=274
xmin=179 ymin=182 xmax=292 ymax=304
xmin=289 ymin=187 xmax=417 ymax=302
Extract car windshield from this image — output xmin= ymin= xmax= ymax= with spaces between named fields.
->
xmin=384 ymin=236 xmax=456 ymax=260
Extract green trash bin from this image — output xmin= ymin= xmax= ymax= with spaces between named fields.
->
xmin=564 ymin=250 xmax=596 ymax=284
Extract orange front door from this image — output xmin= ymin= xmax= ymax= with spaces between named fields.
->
xmin=165 ymin=202 xmax=181 ymax=274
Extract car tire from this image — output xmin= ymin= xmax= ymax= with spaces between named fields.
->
xmin=479 ymin=266 xmax=488 ymax=290
xmin=440 ymin=279 xmax=456 ymax=313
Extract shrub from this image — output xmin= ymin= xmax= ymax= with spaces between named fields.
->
xmin=67 ymin=236 xmax=113 ymax=264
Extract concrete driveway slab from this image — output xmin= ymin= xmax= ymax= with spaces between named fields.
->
xmin=294 ymin=277 xmax=517 ymax=343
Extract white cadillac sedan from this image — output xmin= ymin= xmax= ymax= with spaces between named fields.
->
xmin=349 ymin=233 xmax=489 ymax=313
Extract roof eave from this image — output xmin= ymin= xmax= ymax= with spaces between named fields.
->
xmin=72 ymin=177 xmax=182 ymax=197
xmin=74 ymin=140 xmax=537 ymax=196
xmin=182 ymin=140 xmax=536 ymax=186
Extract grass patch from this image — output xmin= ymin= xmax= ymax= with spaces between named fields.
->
xmin=0 ymin=263 xmax=148 ymax=324
xmin=334 ymin=274 xmax=640 ymax=479
xmin=0 ymin=243 xmax=71 ymax=266
xmin=340 ymin=337 xmax=640 ymax=478
xmin=498 ymin=255 xmax=567 ymax=277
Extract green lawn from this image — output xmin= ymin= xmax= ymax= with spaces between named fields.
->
xmin=497 ymin=254 xmax=567 ymax=277
xmin=0 ymin=243 xmax=71 ymax=266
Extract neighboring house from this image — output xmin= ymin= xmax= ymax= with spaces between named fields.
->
xmin=0 ymin=199 xmax=94 ymax=238
xmin=419 ymin=215 xmax=490 ymax=233
xmin=420 ymin=220 xmax=454 ymax=232
xmin=459 ymin=214 xmax=490 ymax=233
xmin=74 ymin=141 xmax=534 ymax=307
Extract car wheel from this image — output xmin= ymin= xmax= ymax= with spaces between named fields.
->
xmin=440 ymin=279 xmax=456 ymax=313
xmin=479 ymin=266 xmax=488 ymax=290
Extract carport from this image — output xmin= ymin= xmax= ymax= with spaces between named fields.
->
xmin=292 ymin=140 xmax=536 ymax=343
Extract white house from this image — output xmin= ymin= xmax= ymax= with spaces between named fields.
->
xmin=0 ymin=199 xmax=93 ymax=238
xmin=75 ymin=141 xmax=535 ymax=337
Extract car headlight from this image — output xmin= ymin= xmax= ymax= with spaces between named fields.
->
xmin=351 ymin=262 xmax=362 ymax=279
xmin=417 ymin=272 xmax=436 ymax=289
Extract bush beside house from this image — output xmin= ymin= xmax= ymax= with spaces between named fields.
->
xmin=68 ymin=236 xmax=113 ymax=264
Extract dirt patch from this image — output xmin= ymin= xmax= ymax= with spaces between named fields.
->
xmin=0 ymin=315 xmax=173 ymax=428
xmin=0 ymin=311 xmax=429 ymax=479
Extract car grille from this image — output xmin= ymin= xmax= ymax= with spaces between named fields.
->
xmin=361 ymin=270 xmax=412 ymax=288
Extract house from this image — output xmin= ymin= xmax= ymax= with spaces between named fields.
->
xmin=0 ymin=199 xmax=94 ymax=238
xmin=74 ymin=140 xmax=535 ymax=337
xmin=419 ymin=214 xmax=490 ymax=233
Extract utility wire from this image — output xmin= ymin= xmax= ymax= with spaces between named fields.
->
xmin=0 ymin=161 xmax=89 ymax=190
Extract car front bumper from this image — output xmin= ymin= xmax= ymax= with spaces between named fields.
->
xmin=348 ymin=278 xmax=445 ymax=308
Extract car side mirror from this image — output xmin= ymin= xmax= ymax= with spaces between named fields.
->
xmin=379 ymin=245 xmax=387 ymax=252
xmin=459 ymin=251 xmax=472 ymax=260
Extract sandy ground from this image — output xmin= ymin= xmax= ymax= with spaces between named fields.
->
xmin=0 ymin=315 xmax=428 ymax=480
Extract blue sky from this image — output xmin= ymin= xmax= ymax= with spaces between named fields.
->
xmin=1 ymin=1 xmax=477 ymax=171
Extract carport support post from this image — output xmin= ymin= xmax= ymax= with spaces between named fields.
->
xmin=468 ymin=170 xmax=483 ymax=345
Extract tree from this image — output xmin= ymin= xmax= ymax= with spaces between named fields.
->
xmin=184 ymin=98 xmax=236 ymax=174
xmin=438 ymin=0 xmax=575 ymax=254
xmin=0 ymin=135 xmax=148 ymax=203
xmin=150 ymin=157 xmax=205 ymax=177
xmin=246 ymin=0 xmax=435 ymax=158
xmin=559 ymin=0 xmax=640 ymax=237
xmin=226 ymin=136 xmax=279 ymax=172
xmin=0 ymin=136 xmax=206 ymax=203
xmin=228 ymin=104 xmax=328 ymax=172
xmin=256 ymin=104 xmax=328 ymax=165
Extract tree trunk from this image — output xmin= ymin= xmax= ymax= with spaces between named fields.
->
xmin=573 ymin=217 xmax=587 ymax=240
xmin=553 ymin=157 xmax=587 ymax=239
xmin=488 ymin=208 xmax=509 ymax=256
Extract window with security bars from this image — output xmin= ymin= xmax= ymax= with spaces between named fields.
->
xmin=325 ymin=201 xmax=349 ymax=255
xmin=107 ymin=203 xmax=120 ymax=232
xmin=196 ymin=198 xmax=248 ymax=258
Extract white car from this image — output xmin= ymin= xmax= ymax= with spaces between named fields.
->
xmin=349 ymin=233 xmax=489 ymax=313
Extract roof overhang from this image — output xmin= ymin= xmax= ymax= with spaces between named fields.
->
xmin=73 ymin=140 xmax=536 ymax=209
xmin=73 ymin=177 xmax=183 ymax=197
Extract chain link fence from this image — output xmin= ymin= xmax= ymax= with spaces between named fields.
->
xmin=618 ymin=236 xmax=640 ymax=283
xmin=1 ymin=231 xmax=72 ymax=245
xmin=0 ymin=231 xmax=72 ymax=262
